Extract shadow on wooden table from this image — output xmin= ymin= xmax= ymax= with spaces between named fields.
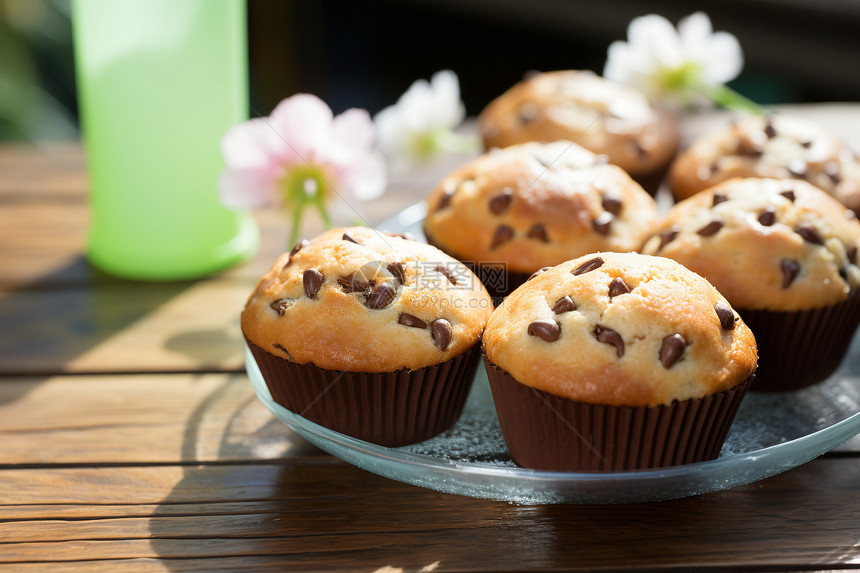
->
xmin=143 ymin=365 xmax=860 ymax=570
xmin=145 ymin=451 xmax=860 ymax=570
xmin=0 ymin=256 xmax=196 ymax=380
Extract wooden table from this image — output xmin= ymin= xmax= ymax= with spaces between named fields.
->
xmin=2 ymin=106 xmax=860 ymax=571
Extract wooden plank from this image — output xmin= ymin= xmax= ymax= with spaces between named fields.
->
xmin=0 ymin=373 xmax=324 ymax=464
xmin=0 ymin=459 xmax=858 ymax=569
xmin=0 ymin=144 xmax=88 ymax=199
xmin=0 ymin=280 xmax=252 ymax=375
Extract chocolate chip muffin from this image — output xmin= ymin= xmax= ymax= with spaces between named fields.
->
xmin=423 ymin=140 xmax=659 ymax=303
xmin=483 ymin=252 xmax=757 ymax=471
xmin=477 ymin=70 xmax=680 ymax=194
xmin=242 ymin=226 xmax=494 ymax=446
xmin=642 ymin=177 xmax=860 ymax=391
xmin=669 ymin=114 xmax=860 ymax=213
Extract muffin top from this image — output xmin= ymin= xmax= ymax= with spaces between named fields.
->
xmin=477 ymin=70 xmax=679 ymax=177
xmin=670 ymin=114 xmax=860 ymax=212
xmin=241 ymin=227 xmax=494 ymax=372
xmin=483 ymin=252 xmax=757 ymax=407
xmin=642 ymin=178 xmax=860 ymax=311
xmin=422 ymin=140 xmax=659 ymax=273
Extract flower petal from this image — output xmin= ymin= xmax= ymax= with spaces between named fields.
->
xmin=328 ymin=107 xmax=376 ymax=166
xmin=220 ymin=118 xmax=284 ymax=169
xmin=701 ymin=31 xmax=744 ymax=84
xmin=268 ymin=93 xmax=334 ymax=160
xmin=627 ymin=14 xmax=684 ymax=68
xmin=217 ymin=166 xmax=281 ymax=209
xmin=678 ymin=11 xmax=713 ymax=59
xmin=345 ymin=151 xmax=388 ymax=201
xmin=429 ymin=69 xmax=465 ymax=129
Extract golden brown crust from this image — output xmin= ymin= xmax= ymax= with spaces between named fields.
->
xmin=483 ymin=252 xmax=757 ymax=407
xmin=642 ymin=178 xmax=860 ymax=311
xmin=241 ymin=227 xmax=494 ymax=372
xmin=669 ymin=114 xmax=860 ymax=213
xmin=422 ymin=140 xmax=658 ymax=273
xmin=477 ymin=70 xmax=679 ymax=178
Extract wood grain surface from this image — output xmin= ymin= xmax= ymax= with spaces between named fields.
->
xmin=2 ymin=107 xmax=860 ymax=571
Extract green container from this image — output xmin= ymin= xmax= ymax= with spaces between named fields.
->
xmin=72 ymin=0 xmax=258 ymax=281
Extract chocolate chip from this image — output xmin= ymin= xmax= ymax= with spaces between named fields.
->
xmin=488 ymin=189 xmax=514 ymax=215
xmin=572 ymin=257 xmax=604 ymax=276
xmin=528 ymin=266 xmax=552 ymax=281
xmin=303 ymin=269 xmax=324 ymax=299
xmin=490 ymin=225 xmax=515 ymax=249
xmin=431 ymin=319 xmax=453 ymax=350
xmin=657 ymin=227 xmax=679 ymax=251
xmin=660 ymin=334 xmax=686 ymax=369
xmin=434 ymin=265 xmax=459 ymax=286
xmin=764 ymin=120 xmax=777 ymax=139
xmin=527 ymin=223 xmax=549 ymax=243
xmin=384 ymin=231 xmax=415 ymax=241
xmin=626 ymin=140 xmax=647 ymax=159
xmin=847 ymin=245 xmax=858 ymax=265
xmin=825 ymin=162 xmax=842 ymax=185
xmin=758 ymin=207 xmax=776 ymax=227
xmin=290 ymin=240 xmax=310 ymax=257
xmin=781 ymin=259 xmax=800 ymax=288
xmin=594 ymin=325 xmax=624 ymax=357
xmin=697 ymin=220 xmax=724 ymax=237
xmin=787 ymin=160 xmax=807 ymax=180
xmin=519 ymin=103 xmax=539 ymax=123
xmin=712 ymin=193 xmax=729 ymax=207
xmin=779 ymin=189 xmax=795 ymax=203
xmin=552 ymin=296 xmax=576 ymax=314
xmin=714 ymin=301 xmax=736 ymax=330
xmin=437 ymin=190 xmax=454 ymax=211
xmin=337 ymin=275 xmax=369 ymax=295
xmin=796 ymin=223 xmax=824 ymax=245
xmin=602 ymin=195 xmax=623 ymax=215
xmin=801 ymin=139 xmax=812 ymax=149
xmin=270 ymin=299 xmax=294 ymax=317
xmin=366 ymin=283 xmax=396 ymax=309
xmin=528 ymin=319 xmax=561 ymax=342
xmin=342 ymin=233 xmax=359 ymax=244
xmin=738 ymin=139 xmax=763 ymax=158
xmin=608 ymin=277 xmax=631 ymax=299
xmin=593 ymin=212 xmax=613 ymax=235
xmin=387 ymin=262 xmax=405 ymax=285
xmin=398 ymin=313 xmax=427 ymax=329
xmin=285 ymin=239 xmax=310 ymax=268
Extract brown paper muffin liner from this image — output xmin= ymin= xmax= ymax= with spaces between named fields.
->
xmin=739 ymin=291 xmax=860 ymax=392
xmin=483 ymin=356 xmax=753 ymax=471
xmin=247 ymin=338 xmax=482 ymax=447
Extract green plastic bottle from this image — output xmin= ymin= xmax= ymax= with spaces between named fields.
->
xmin=72 ymin=0 xmax=258 ymax=281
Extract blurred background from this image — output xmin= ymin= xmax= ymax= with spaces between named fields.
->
xmin=3 ymin=0 xmax=860 ymax=142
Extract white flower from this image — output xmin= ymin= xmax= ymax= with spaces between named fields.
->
xmin=374 ymin=70 xmax=478 ymax=171
xmin=604 ymin=12 xmax=745 ymax=109
xmin=218 ymin=93 xmax=387 ymax=243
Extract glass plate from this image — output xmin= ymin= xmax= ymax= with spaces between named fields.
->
xmin=246 ymin=203 xmax=860 ymax=504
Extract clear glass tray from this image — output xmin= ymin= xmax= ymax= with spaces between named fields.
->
xmin=247 ymin=341 xmax=860 ymax=504
xmin=245 ymin=203 xmax=860 ymax=503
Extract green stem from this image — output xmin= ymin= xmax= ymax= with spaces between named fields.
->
xmin=703 ymin=84 xmax=768 ymax=116
xmin=288 ymin=199 xmax=305 ymax=247
xmin=313 ymin=196 xmax=333 ymax=229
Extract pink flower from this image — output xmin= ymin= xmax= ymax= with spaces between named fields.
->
xmin=218 ymin=94 xmax=387 ymax=242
